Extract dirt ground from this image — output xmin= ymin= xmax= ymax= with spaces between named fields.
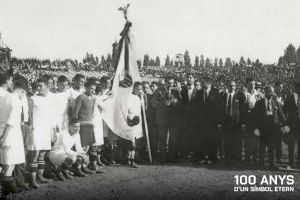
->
xmin=11 ymin=163 xmax=300 ymax=200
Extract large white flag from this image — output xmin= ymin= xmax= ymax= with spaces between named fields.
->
xmin=102 ymin=21 xmax=142 ymax=141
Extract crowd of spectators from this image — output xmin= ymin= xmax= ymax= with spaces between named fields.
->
xmin=11 ymin=57 xmax=300 ymax=92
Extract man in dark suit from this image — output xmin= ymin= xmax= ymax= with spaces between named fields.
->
xmin=241 ymin=78 xmax=260 ymax=166
xmin=283 ymin=82 xmax=300 ymax=168
xmin=195 ymin=78 xmax=223 ymax=164
xmin=151 ymin=77 xmax=181 ymax=163
xmin=220 ymin=81 xmax=245 ymax=162
xmin=274 ymin=81 xmax=285 ymax=163
xmin=139 ymin=81 xmax=154 ymax=162
xmin=253 ymin=85 xmax=287 ymax=169
xmin=179 ymin=74 xmax=199 ymax=158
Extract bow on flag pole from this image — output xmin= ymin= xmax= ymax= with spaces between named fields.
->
xmin=102 ymin=5 xmax=152 ymax=163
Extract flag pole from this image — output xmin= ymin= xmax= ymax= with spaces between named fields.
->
xmin=141 ymin=98 xmax=152 ymax=164
xmin=118 ymin=4 xmax=152 ymax=163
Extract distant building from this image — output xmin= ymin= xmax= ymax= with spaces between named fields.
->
xmin=175 ymin=53 xmax=184 ymax=67
xmin=0 ymin=35 xmax=12 ymax=73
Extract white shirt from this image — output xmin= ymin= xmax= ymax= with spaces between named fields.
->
xmin=188 ymin=86 xmax=194 ymax=101
xmin=294 ymin=92 xmax=298 ymax=104
xmin=206 ymin=88 xmax=211 ymax=96
xmin=246 ymin=90 xmax=258 ymax=109
xmin=276 ymin=96 xmax=284 ymax=106
xmin=68 ymin=88 xmax=84 ymax=100
xmin=0 ymin=87 xmax=9 ymax=98
xmin=266 ymin=98 xmax=273 ymax=116
xmin=52 ymin=130 xmax=84 ymax=157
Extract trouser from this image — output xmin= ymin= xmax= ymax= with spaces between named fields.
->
xmin=224 ymin=123 xmax=241 ymax=161
xmin=179 ymin=122 xmax=198 ymax=156
xmin=258 ymin=137 xmax=275 ymax=167
xmin=258 ymin=117 xmax=278 ymax=167
xmin=216 ymin=125 xmax=224 ymax=159
xmin=244 ymin=134 xmax=258 ymax=163
xmin=287 ymin=130 xmax=300 ymax=165
xmin=149 ymin=124 xmax=158 ymax=159
xmin=168 ymin=124 xmax=179 ymax=160
xmin=157 ymin=125 xmax=168 ymax=161
xmin=198 ymin=125 xmax=218 ymax=162
xmin=274 ymin=128 xmax=282 ymax=161
xmin=243 ymin=112 xmax=258 ymax=163
xmin=157 ymin=124 xmax=179 ymax=161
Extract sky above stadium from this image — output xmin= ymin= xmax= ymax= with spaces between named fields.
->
xmin=1 ymin=0 xmax=300 ymax=64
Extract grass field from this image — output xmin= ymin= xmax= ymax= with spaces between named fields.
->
xmin=12 ymin=163 xmax=300 ymax=200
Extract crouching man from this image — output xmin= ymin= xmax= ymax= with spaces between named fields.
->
xmin=48 ymin=118 xmax=94 ymax=180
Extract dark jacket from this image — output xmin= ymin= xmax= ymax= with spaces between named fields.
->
xmin=195 ymin=87 xmax=223 ymax=126
xmin=254 ymin=97 xmax=287 ymax=138
xmin=180 ymin=86 xmax=199 ymax=125
xmin=283 ymin=93 xmax=300 ymax=130
xmin=151 ymin=87 xmax=181 ymax=125
xmin=220 ymin=90 xmax=246 ymax=126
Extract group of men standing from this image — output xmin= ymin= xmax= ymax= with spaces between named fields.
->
xmin=0 ymin=72 xmax=145 ymax=199
xmin=0 ymin=70 xmax=300 ymax=199
xmin=146 ymin=74 xmax=298 ymax=171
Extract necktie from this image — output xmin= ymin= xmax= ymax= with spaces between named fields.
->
xmin=204 ymin=90 xmax=207 ymax=104
xmin=227 ymin=94 xmax=232 ymax=116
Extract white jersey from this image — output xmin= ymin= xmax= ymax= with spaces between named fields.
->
xmin=0 ymin=87 xmax=9 ymax=98
xmin=26 ymin=93 xmax=56 ymax=151
xmin=245 ymin=90 xmax=259 ymax=109
xmin=68 ymin=88 xmax=85 ymax=100
xmin=49 ymin=130 xmax=85 ymax=166
xmin=53 ymin=91 xmax=70 ymax=132
xmin=0 ymin=93 xmax=26 ymax=165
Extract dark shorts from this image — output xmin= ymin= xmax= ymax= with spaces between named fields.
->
xmin=80 ymin=124 xmax=95 ymax=147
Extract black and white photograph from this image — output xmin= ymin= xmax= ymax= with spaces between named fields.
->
xmin=0 ymin=0 xmax=300 ymax=199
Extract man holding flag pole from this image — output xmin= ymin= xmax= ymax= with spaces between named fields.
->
xmin=101 ymin=4 xmax=152 ymax=166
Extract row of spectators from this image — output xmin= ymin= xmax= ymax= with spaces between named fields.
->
xmin=11 ymin=57 xmax=300 ymax=92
